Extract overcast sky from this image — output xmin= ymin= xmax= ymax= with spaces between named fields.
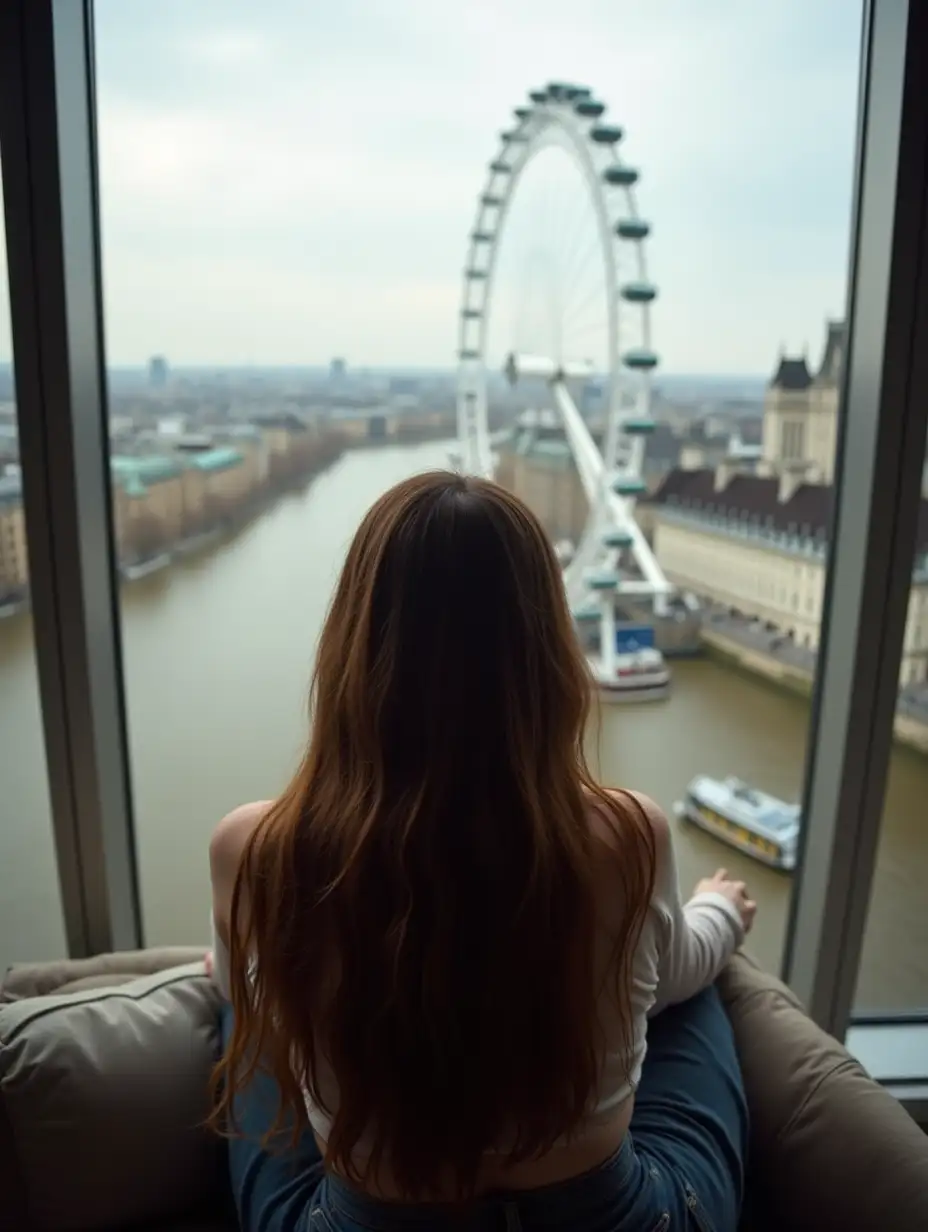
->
xmin=1 ymin=1 xmax=861 ymax=374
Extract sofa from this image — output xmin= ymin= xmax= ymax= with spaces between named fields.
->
xmin=0 ymin=948 xmax=926 ymax=1232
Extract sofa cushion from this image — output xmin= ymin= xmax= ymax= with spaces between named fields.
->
xmin=0 ymin=961 xmax=228 ymax=1232
xmin=0 ymin=946 xmax=208 ymax=1003
xmin=718 ymin=951 xmax=928 ymax=1231
xmin=2 ymin=947 xmax=925 ymax=1232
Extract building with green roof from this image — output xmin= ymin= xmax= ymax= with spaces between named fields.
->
xmin=183 ymin=447 xmax=245 ymax=473
xmin=110 ymin=455 xmax=183 ymax=492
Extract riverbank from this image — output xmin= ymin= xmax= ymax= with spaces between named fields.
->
xmin=701 ymin=624 xmax=928 ymax=755
xmin=0 ymin=442 xmax=349 ymax=616
xmin=1 ymin=438 xmax=926 ymax=1007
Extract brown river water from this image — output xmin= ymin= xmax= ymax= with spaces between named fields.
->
xmin=1 ymin=440 xmax=925 ymax=1010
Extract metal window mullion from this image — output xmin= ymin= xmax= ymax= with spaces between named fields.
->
xmin=783 ymin=0 xmax=928 ymax=1035
xmin=0 ymin=0 xmax=141 ymax=956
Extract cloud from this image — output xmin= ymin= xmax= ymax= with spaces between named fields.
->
xmin=2 ymin=0 xmax=862 ymax=373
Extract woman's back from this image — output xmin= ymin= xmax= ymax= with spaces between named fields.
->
xmin=210 ymin=471 xmax=753 ymax=1229
xmin=210 ymin=788 xmax=746 ymax=1197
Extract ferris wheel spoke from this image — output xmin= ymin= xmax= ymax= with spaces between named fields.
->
xmin=551 ymin=155 xmax=586 ymax=236
xmin=561 ymin=264 xmax=604 ymax=318
xmin=562 ymin=320 xmax=609 ymax=349
xmin=556 ymin=201 xmax=599 ymax=294
xmin=549 ymin=176 xmax=593 ymax=277
xmin=559 ymin=279 xmax=608 ymax=338
xmin=562 ymin=239 xmax=609 ymax=306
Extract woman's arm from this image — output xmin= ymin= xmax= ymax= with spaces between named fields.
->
xmin=629 ymin=793 xmax=753 ymax=1015
xmin=208 ymin=800 xmax=273 ymax=998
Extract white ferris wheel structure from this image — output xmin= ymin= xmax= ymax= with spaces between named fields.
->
xmin=455 ymin=81 xmax=674 ymax=689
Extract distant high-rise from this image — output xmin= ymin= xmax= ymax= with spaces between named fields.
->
xmin=329 ymin=357 xmax=347 ymax=382
xmin=149 ymin=355 xmax=169 ymax=388
xmin=388 ymin=376 xmax=418 ymax=397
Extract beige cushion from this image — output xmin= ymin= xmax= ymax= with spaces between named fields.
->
xmin=2 ymin=947 xmax=925 ymax=1232
xmin=718 ymin=951 xmax=928 ymax=1231
xmin=0 ymin=961 xmax=228 ymax=1231
xmin=0 ymin=946 xmax=207 ymax=1003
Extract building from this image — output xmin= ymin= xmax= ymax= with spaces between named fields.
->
xmin=254 ymin=412 xmax=342 ymax=484
xmin=182 ymin=447 xmax=249 ymax=526
xmin=110 ymin=455 xmax=186 ymax=562
xmin=0 ymin=473 xmax=28 ymax=598
xmin=645 ymin=322 xmax=928 ymax=686
xmin=217 ymin=423 xmax=270 ymax=487
xmin=760 ymin=321 xmax=843 ymax=484
xmin=148 ymin=356 xmax=169 ymax=389
xmin=496 ymin=427 xmax=588 ymax=544
xmin=110 ymin=446 xmax=252 ymax=561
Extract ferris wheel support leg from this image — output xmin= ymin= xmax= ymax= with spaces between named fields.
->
xmin=550 ymin=378 xmax=604 ymax=505
xmin=600 ymin=595 xmax=617 ymax=680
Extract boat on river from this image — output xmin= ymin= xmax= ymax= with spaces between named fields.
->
xmin=588 ymin=647 xmax=670 ymax=702
xmin=673 ymin=775 xmax=799 ymax=871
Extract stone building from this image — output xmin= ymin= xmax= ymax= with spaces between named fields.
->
xmin=173 ymin=447 xmax=249 ymax=530
xmin=110 ymin=455 xmax=186 ymax=563
xmin=644 ymin=321 xmax=928 ymax=686
xmin=760 ymin=320 xmax=843 ymax=485
xmin=495 ymin=422 xmax=588 ymax=544
xmin=110 ymin=447 xmax=253 ymax=562
xmin=0 ymin=474 xmax=28 ymax=599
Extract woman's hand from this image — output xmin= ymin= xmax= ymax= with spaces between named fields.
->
xmin=204 ymin=950 xmax=214 ymax=979
xmin=693 ymin=868 xmax=757 ymax=934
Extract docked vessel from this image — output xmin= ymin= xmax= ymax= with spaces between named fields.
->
xmin=588 ymin=647 xmax=670 ymax=702
xmin=674 ymin=775 xmax=799 ymax=871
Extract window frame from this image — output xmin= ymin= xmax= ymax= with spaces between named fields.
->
xmin=782 ymin=0 xmax=928 ymax=1041
xmin=0 ymin=0 xmax=141 ymax=955
xmin=0 ymin=0 xmax=924 ymax=1093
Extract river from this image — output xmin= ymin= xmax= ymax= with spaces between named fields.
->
xmin=1 ymin=439 xmax=926 ymax=1010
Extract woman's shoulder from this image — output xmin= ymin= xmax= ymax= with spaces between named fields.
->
xmin=209 ymin=801 xmax=274 ymax=911
xmin=586 ymin=786 xmax=671 ymax=850
xmin=210 ymin=799 xmax=273 ymax=858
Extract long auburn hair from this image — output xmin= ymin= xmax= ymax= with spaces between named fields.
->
xmin=211 ymin=470 xmax=655 ymax=1199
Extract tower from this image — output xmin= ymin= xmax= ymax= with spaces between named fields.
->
xmin=148 ymin=356 xmax=169 ymax=389
xmin=760 ymin=321 xmax=844 ymax=484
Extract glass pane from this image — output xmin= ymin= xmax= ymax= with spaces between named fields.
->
xmin=94 ymin=2 xmax=862 ymax=967
xmin=0 ymin=157 xmax=66 ymax=970
xmin=855 ymin=552 xmax=928 ymax=1013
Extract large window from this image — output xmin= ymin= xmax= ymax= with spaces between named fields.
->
xmin=0 ymin=158 xmax=65 ymax=973
xmin=91 ymin=2 xmax=864 ymax=964
xmin=93 ymin=0 xmax=461 ymax=943
xmin=1 ymin=0 xmax=927 ymax=1100
xmin=856 ymin=542 xmax=928 ymax=1013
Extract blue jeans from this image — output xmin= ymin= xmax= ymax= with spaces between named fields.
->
xmin=221 ymin=986 xmax=747 ymax=1232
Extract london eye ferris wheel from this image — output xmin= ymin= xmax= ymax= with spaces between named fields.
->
xmin=455 ymin=81 xmax=674 ymax=696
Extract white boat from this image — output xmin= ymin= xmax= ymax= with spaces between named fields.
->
xmin=674 ymin=775 xmax=799 ymax=871
xmin=588 ymin=647 xmax=670 ymax=702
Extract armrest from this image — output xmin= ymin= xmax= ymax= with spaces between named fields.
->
xmin=719 ymin=951 xmax=928 ymax=1231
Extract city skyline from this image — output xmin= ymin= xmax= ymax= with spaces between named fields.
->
xmin=0 ymin=0 xmax=861 ymax=373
